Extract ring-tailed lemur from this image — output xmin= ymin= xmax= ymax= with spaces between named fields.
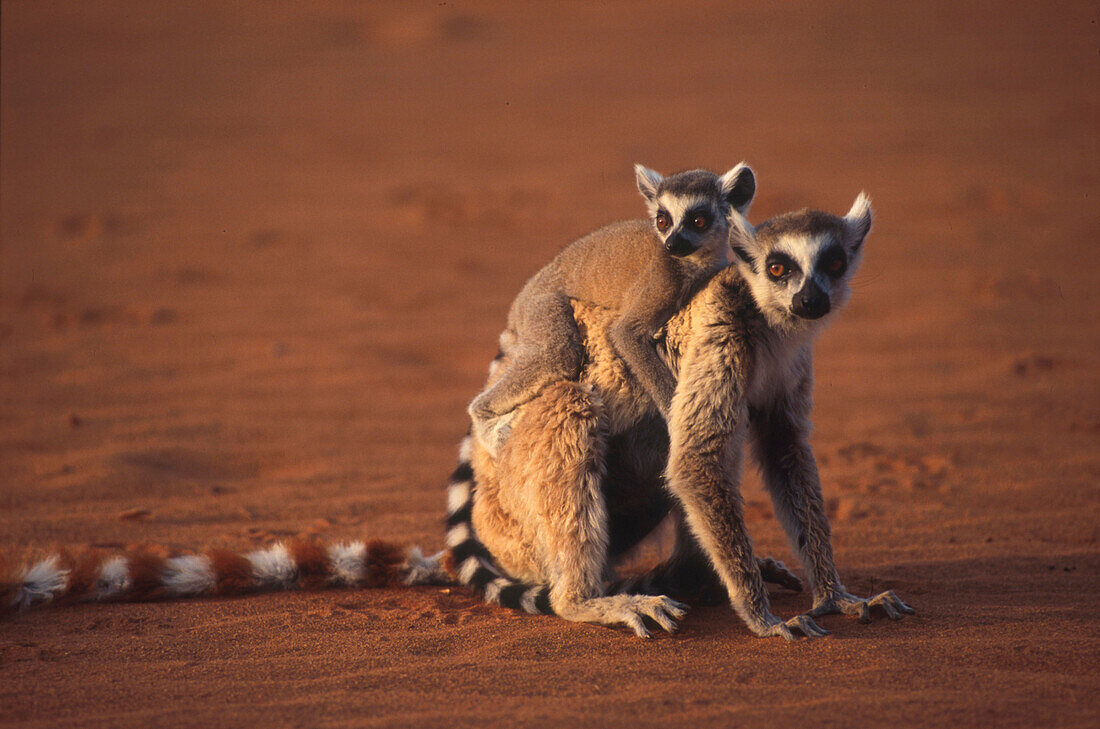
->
xmin=5 ymin=197 xmax=913 ymax=640
xmin=446 ymin=195 xmax=915 ymax=638
xmin=468 ymin=163 xmax=756 ymax=458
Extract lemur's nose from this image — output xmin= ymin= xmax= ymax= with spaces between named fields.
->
xmin=664 ymin=233 xmax=696 ymax=258
xmin=793 ymin=285 xmax=831 ymax=320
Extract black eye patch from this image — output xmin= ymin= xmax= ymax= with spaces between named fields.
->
xmin=817 ymin=246 xmax=847 ymax=278
xmin=764 ymin=253 xmax=799 ymax=281
xmin=684 ymin=206 xmax=714 ymax=222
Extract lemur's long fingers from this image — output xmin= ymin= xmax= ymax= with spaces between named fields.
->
xmin=663 ymin=598 xmax=689 ymax=620
xmin=882 ymin=590 xmax=916 ymax=615
xmin=775 ymin=623 xmax=798 ymax=642
xmin=624 ymin=612 xmax=652 ymax=639
xmin=632 ymin=597 xmax=686 ymax=634
xmin=645 ymin=605 xmax=679 ymax=634
xmin=786 ymin=614 xmax=830 ymax=638
xmin=869 ymin=591 xmax=908 ymax=620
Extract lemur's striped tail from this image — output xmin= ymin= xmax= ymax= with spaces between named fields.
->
xmin=2 ymin=538 xmax=449 ymax=616
xmin=442 ymin=434 xmax=555 ymax=616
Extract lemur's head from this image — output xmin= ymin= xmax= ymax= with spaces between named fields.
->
xmin=731 ymin=193 xmax=873 ymax=332
xmin=634 ymin=163 xmax=756 ymax=262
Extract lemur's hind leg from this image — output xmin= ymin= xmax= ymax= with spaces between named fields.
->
xmin=473 ymin=381 xmax=686 ymax=638
xmin=469 ymin=294 xmax=585 ymax=457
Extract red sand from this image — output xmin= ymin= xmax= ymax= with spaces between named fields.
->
xmin=1 ymin=2 xmax=1097 ymax=727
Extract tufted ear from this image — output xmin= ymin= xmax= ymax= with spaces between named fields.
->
xmin=719 ymin=162 xmax=756 ymax=215
xmin=844 ymin=191 xmax=873 ymax=252
xmin=634 ymin=164 xmax=664 ymax=203
xmin=727 ymin=211 xmax=759 ymax=272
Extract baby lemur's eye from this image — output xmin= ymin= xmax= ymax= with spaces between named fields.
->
xmin=692 ymin=215 xmax=709 ymax=230
xmin=768 ymin=262 xmax=787 ymax=278
xmin=655 ymin=212 xmax=671 ymax=232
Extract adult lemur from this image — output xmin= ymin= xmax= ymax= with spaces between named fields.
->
xmin=446 ymin=194 xmax=915 ymax=639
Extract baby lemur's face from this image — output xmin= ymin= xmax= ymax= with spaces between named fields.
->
xmin=635 ymin=163 xmax=756 ymax=262
xmin=733 ymin=194 xmax=872 ymax=332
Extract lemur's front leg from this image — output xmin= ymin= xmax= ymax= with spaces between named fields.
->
xmin=664 ymin=331 xmax=826 ymax=640
xmin=751 ymin=358 xmax=915 ymax=623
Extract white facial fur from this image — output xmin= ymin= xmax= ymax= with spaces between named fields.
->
xmin=733 ymin=194 xmax=872 ymax=334
xmin=633 ymin=164 xmax=754 ymax=268
xmin=654 ymin=191 xmax=732 ymax=266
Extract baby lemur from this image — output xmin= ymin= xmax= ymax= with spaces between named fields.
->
xmin=446 ymin=194 xmax=914 ymax=638
xmin=467 ymin=163 xmax=756 ymax=456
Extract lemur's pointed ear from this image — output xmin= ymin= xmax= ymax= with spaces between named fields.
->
xmin=634 ymin=164 xmax=663 ymax=203
xmin=719 ymin=163 xmax=756 ymax=215
xmin=728 ymin=211 xmax=758 ymax=272
xmin=844 ymin=192 xmax=873 ymax=251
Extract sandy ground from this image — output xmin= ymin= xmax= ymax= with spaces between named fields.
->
xmin=1 ymin=1 xmax=1098 ymax=727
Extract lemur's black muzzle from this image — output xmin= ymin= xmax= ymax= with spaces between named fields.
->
xmin=664 ymin=232 xmax=697 ymax=258
xmin=791 ymin=280 xmax=831 ymax=320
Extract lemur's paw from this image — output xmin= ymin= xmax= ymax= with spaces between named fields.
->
xmin=749 ymin=613 xmax=829 ymax=641
xmin=809 ymin=589 xmax=915 ymax=623
xmin=784 ymin=614 xmax=830 ymax=637
xmin=612 ymin=595 xmax=689 ymax=639
xmin=757 ymin=556 xmax=803 ymax=592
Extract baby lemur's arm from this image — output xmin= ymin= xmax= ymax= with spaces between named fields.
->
xmin=608 ymin=256 xmax=697 ymax=418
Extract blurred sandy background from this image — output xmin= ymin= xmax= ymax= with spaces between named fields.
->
xmin=1 ymin=2 xmax=1097 ymax=727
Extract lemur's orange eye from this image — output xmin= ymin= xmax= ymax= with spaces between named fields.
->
xmin=768 ymin=262 xmax=786 ymax=278
xmin=655 ymin=212 xmax=671 ymax=231
xmin=692 ymin=215 xmax=709 ymax=230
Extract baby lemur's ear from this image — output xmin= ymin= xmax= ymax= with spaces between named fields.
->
xmin=719 ymin=163 xmax=756 ymax=215
xmin=634 ymin=164 xmax=664 ymax=203
xmin=844 ymin=192 xmax=873 ymax=252
xmin=728 ymin=211 xmax=759 ymax=272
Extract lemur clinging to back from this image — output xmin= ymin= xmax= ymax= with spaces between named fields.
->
xmin=468 ymin=163 xmax=756 ymax=457
xmin=447 ymin=193 xmax=915 ymax=638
